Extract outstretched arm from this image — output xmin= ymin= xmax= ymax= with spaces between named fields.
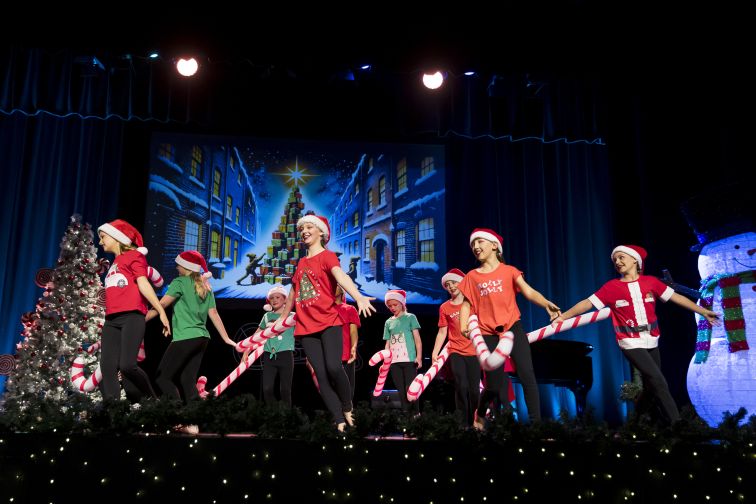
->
xmin=669 ymin=293 xmax=720 ymax=325
xmin=432 ymin=326 xmax=448 ymax=362
xmin=552 ymin=299 xmax=594 ymax=324
xmin=331 ymin=266 xmax=376 ymax=317
xmin=145 ymin=295 xmax=176 ymax=322
xmin=515 ymin=275 xmax=561 ymax=321
xmin=136 ymin=276 xmax=170 ymax=336
xmin=208 ymin=307 xmax=236 ymax=346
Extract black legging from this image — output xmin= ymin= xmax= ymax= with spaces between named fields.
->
xmin=300 ymin=326 xmax=353 ymax=424
xmin=342 ymin=360 xmax=356 ymax=400
xmin=477 ymin=321 xmax=541 ymax=422
xmin=155 ymin=337 xmax=209 ymax=402
xmin=262 ymin=350 xmax=294 ymax=407
xmin=448 ymin=353 xmax=481 ymax=427
xmin=101 ymin=311 xmax=157 ymax=402
xmin=622 ymin=347 xmax=680 ymax=423
xmin=390 ymin=362 xmax=420 ymax=414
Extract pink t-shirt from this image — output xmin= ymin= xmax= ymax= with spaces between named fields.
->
xmin=457 ymin=263 xmax=523 ymax=334
xmin=291 ymin=249 xmax=342 ymax=335
xmin=438 ymin=300 xmax=475 ymax=356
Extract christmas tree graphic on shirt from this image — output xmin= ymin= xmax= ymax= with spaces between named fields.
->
xmin=297 ymin=270 xmax=321 ymax=307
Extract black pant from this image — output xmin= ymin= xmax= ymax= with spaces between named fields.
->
xmin=448 ymin=353 xmax=481 ymax=427
xmin=342 ymin=360 xmax=356 ymax=400
xmin=155 ymin=337 xmax=208 ymax=402
xmin=300 ymin=326 xmax=353 ymax=423
xmin=390 ymin=362 xmax=420 ymax=414
xmin=262 ymin=350 xmax=294 ymax=407
xmin=622 ymin=347 xmax=680 ymax=423
xmin=101 ymin=311 xmax=157 ymax=402
xmin=477 ymin=321 xmax=541 ymax=422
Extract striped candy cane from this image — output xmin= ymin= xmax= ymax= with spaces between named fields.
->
xmin=527 ymin=308 xmax=612 ymax=342
xmin=70 ymin=355 xmax=102 ymax=392
xmin=147 ymin=266 xmax=164 ymax=288
xmin=235 ymin=313 xmax=296 ymax=352
xmin=468 ymin=315 xmax=514 ymax=371
xmin=407 ymin=345 xmax=450 ymax=401
xmin=368 ymin=349 xmax=392 ymax=397
xmin=211 ymin=344 xmax=265 ymax=397
xmin=196 ymin=376 xmax=209 ymax=399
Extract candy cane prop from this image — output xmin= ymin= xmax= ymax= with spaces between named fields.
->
xmin=407 ymin=346 xmax=450 ymax=401
xmin=70 ymin=339 xmax=146 ymax=393
xmin=468 ymin=315 xmax=514 ymax=371
xmin=209 ymin=344 xmax=265 ymax=397
xmin=527 ymin=308 xmax=612 ymax=342
xmin=235 ymin=313 xmax=296 ymax=353
xmin=196 ymin=376 xmax=209 ymax=399
xmin=70 ymin=355 xmax=102 ymax=392
xmin=147 ymin=266 xmax=164 ymax=288
xmin=368 ymin=349 xmax=392 ymax=397
xmin=305 ymin=358 xmax=320 ymax=392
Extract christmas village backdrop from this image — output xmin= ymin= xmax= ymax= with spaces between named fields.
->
xmin=145 ymin=134 xmax=447 ymax=305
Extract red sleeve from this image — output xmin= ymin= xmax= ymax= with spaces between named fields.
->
xmin=506 ymin=265 xmax=523 ymax=293
xmin=437 ymin=304 xmax=448 ymax=328
xmin=123 ymin=251 xmax=148 ymax=278
xmin=648 ymin=275 xmax=675 ymax=301
xmin=346 ymin=305 xmax=361 ymax=328
xmin=323 ymin=250 xmax=341 ymax=271
xmin=457 ymin=273 xmax=477 ymax=311
xmin=590 ymin=280 xmax=615 ymax=308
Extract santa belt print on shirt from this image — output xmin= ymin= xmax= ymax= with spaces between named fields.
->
xmin=615 ymin=321 xmax=659 ymax=334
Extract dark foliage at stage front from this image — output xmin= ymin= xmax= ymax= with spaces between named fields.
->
xmin=1 ymin=393 xmax=754 ymax=445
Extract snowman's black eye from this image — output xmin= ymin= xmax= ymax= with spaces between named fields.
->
xmin=734 ymin=245 xmax=741 ymax=249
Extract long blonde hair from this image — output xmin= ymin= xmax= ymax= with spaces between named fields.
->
xmin=190 ymin=271 xmax=211 ymax=299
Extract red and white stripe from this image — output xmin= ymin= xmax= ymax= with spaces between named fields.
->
xmin=212 ymin=344 xmax=265 ymax=397
xmin=407 ymin=345 xmax=449 ymax=401
xmin=468 ymin=315 xmax=514 ymax=371
xmin=196 ymin=376 xmax=209 ymax=399
xmin=235 ymin=313 xmax=296 ymax=352
xmin=147 ymin=266 xmax=164 ymax=288
xmin=368 ymin=349 xmax=393 ymax=397
xmin=527 ymin=307 xmax=611 ymax=343
xmin=70 ymin=355 xmax=102 ymax=392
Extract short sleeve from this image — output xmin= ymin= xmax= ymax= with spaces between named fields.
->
xmin=649 ymin=276 xmax=675 ymax=302
xmin=408 ymin=313 xmax=421 ymax=331
xmin=383 ymin=320 xmax=391 ymax=341
xmin=166 ymin=278 xmax=184 ymax=300
xmin=347 ymin=306 xmax=361 ymax=328
xmin=126 ymin=252 xmax=148 ymax=278
xmin=323 ymin=250 xmax=341 ymax=271
xmin=207 ymin=292 xmax=216 ymax=309
xmin=437 ymin=305 xmax=448 ymax=328
xmin=258 ymin=313 xmax=270 ymax=329
xmin=589 ymin=281 xmax=613 ymax=309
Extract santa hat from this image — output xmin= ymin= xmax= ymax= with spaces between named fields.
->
xmin=611 ymin=245 xmax=647 ymax=271
xmin=264 ymin=284 xmax=288 ymax=311
xmin=296 ymin=214 xmax=331 ymax=243
xmin=441 ymin=268 xmax=465 ymax=287
xmin=384 ymin=289 xmax=407 ymax=308
xmin=98 ymin=219 xmax=148 ymax=255
xmin=469 ymin=228 xmax=503 ymax=252
xmin=175 ymin=250 xmax=209 ymax=274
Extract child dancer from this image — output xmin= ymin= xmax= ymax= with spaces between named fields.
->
xmin=279 ymin=214 xmax=375 ymax=431
xmin=383 ymin=289 xmax=422 ymax=415
xmin=147 ymin=251 xmax=236 ymax=403
xmin=458 ymin=228 xmax=561 ymax=425
xmin=335 ymin=285 xmax=361 ymax=402
xmin=554 ymin=244 xmax=719 ymax=424
xmin=431 ymin=268 xmax=481 ymax=428
xmin=98 ymin=219 xmax=170 ymax=402
xmin=243 ymin=285 xmax=295 ymax=407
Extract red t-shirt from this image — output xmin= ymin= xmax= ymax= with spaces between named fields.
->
xmin=437 ymin=299 xmax=476 ymax=356
xmin=291 ymin=249 xmax=342 ymax=335
xmin=103 ymin=250 xmax=149 ymax=315
xmin=589 ymin=275 xmax=674 ymax=350
xmin=337 ymin=303 xmax=361 ymax=361
xmin=458 ymin=263 xmax=523 ymax=335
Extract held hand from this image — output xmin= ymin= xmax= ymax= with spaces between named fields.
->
xmin=242 ymin=348 xmax=251 ymax=362
xmin=551 ymin=315 xmax=566 ymax=326
xmin=159 ymin=313 xmax=171 ymax=337
xmin=431 ymin=351 xmax=439 ymax=363
xmin=355 ymin=296 xmax=377 ymax=317
xmin=545 ymin=303 xmax=561 ymax=322
xmin=703 ymin=309 xmax=721 ymax=326
xmin=224 ymin=337 xmax=237 ymax=347
xmin=461 ymin=328 xmax=471 ymax=339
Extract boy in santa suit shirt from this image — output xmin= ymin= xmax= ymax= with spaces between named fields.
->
xmin=554 ymin=244 xmax=719 ymax=424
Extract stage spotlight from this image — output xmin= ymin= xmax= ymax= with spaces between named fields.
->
xmin=422 ymin=71 xmax=445 ymax=90
xmin=176 ymin=57 xmax=199 ymax=77
xmin=149 ymin=52 xmax=159 ymax=59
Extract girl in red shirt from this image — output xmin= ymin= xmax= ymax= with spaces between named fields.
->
xmin=432 ymin=268 xmax=481 ymax=428
xmin=279 ymin=214 xmax=376 ymax=431
xmin=98 ymin=219 xmax=170 ymax=402
xmin=458 ymin=228 xmax=561 ymax=426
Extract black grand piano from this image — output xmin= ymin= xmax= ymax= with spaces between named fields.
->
xmin=510 ymin=339 xmax=594 ymax=416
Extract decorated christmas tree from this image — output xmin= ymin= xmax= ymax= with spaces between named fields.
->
xmin=4 ymin=214 xmax=107 ymax=407
xmin=260 ymin=184 xmax=308 ymax=285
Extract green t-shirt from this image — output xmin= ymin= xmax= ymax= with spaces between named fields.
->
xmin=260 ymin=312 xmax=296 ymax=355
xmin=382 ymin=312 xmax=421 ymax=363
xmin=166 ymin=275 xmax=216 ymax=341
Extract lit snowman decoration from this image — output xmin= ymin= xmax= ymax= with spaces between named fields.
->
xmin=683 ymin=191 xmax=755 ymax=427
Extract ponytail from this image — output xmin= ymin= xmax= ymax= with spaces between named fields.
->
xmin=190 ymin=272 xmax=210 ymax=299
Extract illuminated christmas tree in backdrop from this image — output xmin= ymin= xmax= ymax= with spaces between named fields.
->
xmin=260 ymin=184 xmax=308 ymax=286
xmin=3 ymin=214 xmax=107 ymax=407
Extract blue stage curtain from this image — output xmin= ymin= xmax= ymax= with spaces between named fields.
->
xmin=0 ymin=113 xmax=122 ymax=392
